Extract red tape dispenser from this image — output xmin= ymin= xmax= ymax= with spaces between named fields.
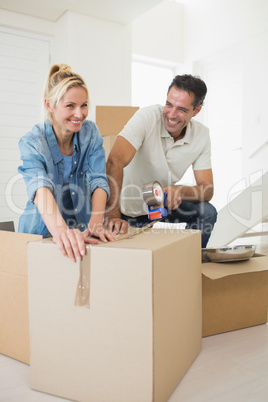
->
xmin=142 ymin=181 xmax=168 ymax=220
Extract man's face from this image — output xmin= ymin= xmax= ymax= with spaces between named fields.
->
xmin=163 ymin=86 xmax=201 ymax=140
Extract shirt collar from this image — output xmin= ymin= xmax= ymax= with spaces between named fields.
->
xmin=161 ymin=117 xmax=192 ymax=145
xmin=45 ymin=122 xmax=79 ymax=163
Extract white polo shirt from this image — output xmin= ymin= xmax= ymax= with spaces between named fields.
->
xmin=118 ymin=104 xmax=211 ymax=217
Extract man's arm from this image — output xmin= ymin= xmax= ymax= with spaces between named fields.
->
xmin=163 ymin=169 xmax=214 ymax=210
xmin=105 ymin=136 xmax=136 ymax=233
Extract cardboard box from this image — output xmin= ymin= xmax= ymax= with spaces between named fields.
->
xmin=96 ymin=105 xmax=139 ymax=136
xmin=102 ymin=134 xmax=117 ymax=160
xmin=202 ymin=255 xmax=268 ymax=337
xmin=0 ymin=230 xmax=42 ymax=364
xmin=28 ymin=229 xmax=201 ymax=402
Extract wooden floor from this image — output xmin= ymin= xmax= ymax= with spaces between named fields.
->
xmin=1 ymin=235 xmax=268 ymax=402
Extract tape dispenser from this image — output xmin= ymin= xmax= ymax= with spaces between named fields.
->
xmin=142 ymin=181 xmax=168 ymax=220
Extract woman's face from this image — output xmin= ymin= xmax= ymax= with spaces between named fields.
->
xmin=48 ymin=86 xmax=88 ymax=137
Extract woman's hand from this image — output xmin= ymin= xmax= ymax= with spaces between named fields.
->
xmin=53 ymin=228 xmax=98 ymax=263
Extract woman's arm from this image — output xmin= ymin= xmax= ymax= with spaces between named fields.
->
xmin=34 ymin=187 xmax=98 ymax=262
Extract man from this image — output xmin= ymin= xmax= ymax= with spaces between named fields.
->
xmin=105 ymin=74 xmax=217 ymax=247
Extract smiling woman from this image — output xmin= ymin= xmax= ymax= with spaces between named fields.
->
xmin=17 ymin=64 xmax=116 ymax=261
xmin=45 ymin=86 xmax=89 ymax=155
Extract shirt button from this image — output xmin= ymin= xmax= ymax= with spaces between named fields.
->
xmin=70 ymin=174 xmax=73 ymax=178
xmin=81 ymin=171 xmax=83 ymax=175
xmin=74 ymin=161 xmax=77 ymax=165
xmin=71 ymin=192 xmax=75 ymax=196
xmin=75 ymin=208 xmax=77 ymax=212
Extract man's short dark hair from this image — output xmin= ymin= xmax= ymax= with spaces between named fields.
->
xmin=167 ymin=74 xmax=207 ymax=109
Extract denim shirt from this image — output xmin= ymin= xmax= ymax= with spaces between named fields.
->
xmin=18 ymin=120 xmax=110 ymax=237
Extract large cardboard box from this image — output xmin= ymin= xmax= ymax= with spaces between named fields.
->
xmin=28 ymin=229 xmax=201 ymax=402
xmin=202 ymin=255 xmax=268 ymax=337
xmin=96 ymin=105 xmax=139 ymax=136
xmin=0 ymin=230 xmax=42 ymax=364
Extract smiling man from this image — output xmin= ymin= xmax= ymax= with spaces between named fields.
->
xmin=105 ymin=74 xmax=217 ymax=247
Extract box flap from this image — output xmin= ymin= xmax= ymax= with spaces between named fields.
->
xmin=96 ymin=106 xmax=139 ymax=136
xmin=31 ymin=229 xmax=200 ymax=253
xmin=95 ymin=228 xmax=200 ymax=253
xmin=202 ymin=255 xmax=268 ymax=279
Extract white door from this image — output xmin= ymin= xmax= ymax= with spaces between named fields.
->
xmin=0 ymin=27 xmax=51 ymax=228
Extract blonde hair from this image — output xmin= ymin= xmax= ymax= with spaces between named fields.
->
xmin=43 ymin=64 xmax=89 ymax=122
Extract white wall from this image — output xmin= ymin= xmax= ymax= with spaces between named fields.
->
xmin=131 ymin=0 xmax=268 ymax=216
xmin=182 ymin=0 xmax=268 ymax=180
xmin=0 ymin=8 xmax=132 ymax=122
xmin=132 ymin=0 xmax=184 ymax=64
xmin=242 ymin=31 xmax=268 ymax=179
xmin=183 ymin=0 xmax=268 ymax=62
xmin=54 ymin=11 xmax=132 ymax=122
xmin=0 ymin=9 xmax=54 ymax=36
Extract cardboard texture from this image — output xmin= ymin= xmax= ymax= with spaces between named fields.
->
xmin=102 ymin=135 xmax=117 ymax=160
xmin=0 ymin=230 xmax=42 ymax=364
xmin=202 ymin=255 xmax=268 ymax=337
xmin=28 ymin=229 xmax=201 ymax=402
xmin=96 ymin=105 xmax=139 ymax=136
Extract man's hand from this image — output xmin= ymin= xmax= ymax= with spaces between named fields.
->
xmin=104 ymin=217 xmax=129 ymax=235
xmin=164 ymin=169 xmax=214 ymax=209
xmin=163 ymin=185 xmax=183 ymax=210
xmin=84 ymin=223 xmax=117 ymax=243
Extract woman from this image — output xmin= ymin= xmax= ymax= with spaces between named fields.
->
xmin=18 ymin=64 xmax=115 ymax=262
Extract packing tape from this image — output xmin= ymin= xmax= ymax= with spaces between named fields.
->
xmin=142 ymin=181 xmax=164 ymax=206
xmin=75 ymin=257 xmax=90 ymax=308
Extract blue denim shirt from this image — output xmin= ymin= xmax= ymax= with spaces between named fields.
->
xmin=18 ymin=120 xmax=110 ymax=237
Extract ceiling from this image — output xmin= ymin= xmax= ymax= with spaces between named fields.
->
xmin=0 ymin=0 xmax=166 ymax=24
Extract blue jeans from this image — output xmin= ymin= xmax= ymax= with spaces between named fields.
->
xmin=121 ymin=201 xmax=217 ymax=248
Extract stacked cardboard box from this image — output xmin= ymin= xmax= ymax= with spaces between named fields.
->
xmin=96 ymin=105 xmax=139 ymax=160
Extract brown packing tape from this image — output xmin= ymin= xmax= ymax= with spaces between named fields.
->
xmin=142 ymin=181 xmax=164 ymax=206
xmin=74 ymin=253 xmax=90 ymax=308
